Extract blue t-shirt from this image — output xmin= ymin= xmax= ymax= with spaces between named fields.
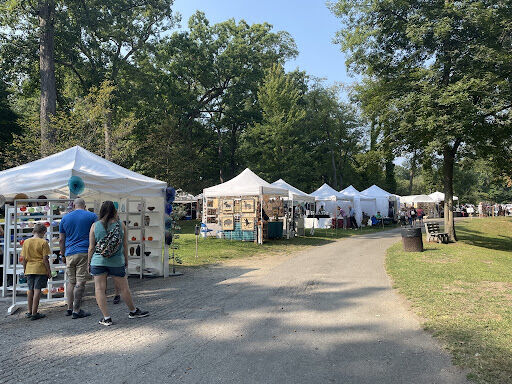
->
xmin=59 ymin=209 xmax=98 ymax=256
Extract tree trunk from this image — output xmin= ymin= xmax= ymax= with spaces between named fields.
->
xmin=217 ymin=127 xmax=224 ymax=183
xmin=443 ymin=146 xmax=457 ymax=242
xmin=330 ymin=149 xmax=338 ymax=189
xmin=103 ymin=110 xmax=112 ymax=160
xmin=39 ymin=0 xmax=56 ymax=156
xmin=408 ymin=152 xmax=417 ymax=195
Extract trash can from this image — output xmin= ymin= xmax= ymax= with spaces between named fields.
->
xmin=401 ymin=227 xmax=423 ymax=252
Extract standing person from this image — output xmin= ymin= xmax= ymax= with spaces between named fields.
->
xmin=410 ymin=206 xmax=417 ymax=226
xmin=59 ymin=198 xmax=97 ymax=319
xmin=22 ymin=224 xmax=52 ymax=320
xmin=88 ymin=201 xmax=148 ymax=326
xmin=348 ymin=206 xmax=358 ymax=229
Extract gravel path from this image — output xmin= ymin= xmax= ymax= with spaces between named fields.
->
xmin=0 ymin=229 xmax=468 ymax=384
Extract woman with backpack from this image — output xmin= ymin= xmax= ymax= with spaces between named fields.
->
xmin=88 ymin=201 xmax=148 ymax=326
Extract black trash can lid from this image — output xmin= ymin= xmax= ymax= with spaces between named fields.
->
xmin=401 ymin=227 xmax=422 ymax=238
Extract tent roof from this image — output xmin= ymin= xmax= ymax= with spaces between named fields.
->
xmin=361 ymin=184 xmax=394 ymax=198
xmin=340 ymin=185 xmax=376 ymax=201
xmin=428 ymin=191 xmax=459 ymax=202
xmin=0 ymin=146 xmax=166 ymax=197
xmin=203 ymin=168 xmax=288 ymax=197
xmin=311 ymin=183 xmax=352 ymax=201
xmin=272 ymin=179 xmax=316 ymax=202
xmin=401 ymin=195 xmax=435 ymax=204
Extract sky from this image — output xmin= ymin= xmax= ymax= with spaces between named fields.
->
xmin=171 ymin=0 xmax=355 ymax=89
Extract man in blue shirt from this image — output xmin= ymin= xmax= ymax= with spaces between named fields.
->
xmin=59 ymin=198 xmax=97 ymax=318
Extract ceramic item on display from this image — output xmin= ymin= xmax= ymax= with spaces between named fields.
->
xmin=58 ymin=286 xmax=64 ymax=293
xmin=144 ymin=215 xmax=150 ymax=226
xmin=51 ymin=270 xmax=57 ymax=278
xmin=36 ymin=195 xmax=47 ymax=206
xmin=148 ymin=236 xmax=153 ymax=241
xmin=28 ymin=207 xmax=35 ymax=213
xmin=136 ymin=245 xmax=141 ymax=256
xmin=20 ymin=222 xmax=26 ymax=229
xmin=19 ymin=274 xmax=26 ymax=284
xmin=121 ymin=203 xmax=126 ymax=213
xmin=20 ymin=239 xmax=25 ymax=246
xmin=44 ymin=205 xmax=50 ymax=212
xmin=88 ymin=208 xmax=94 ymax=212
xmin=42 ymin=288 xmax=48 ymax=294
xmin=20 ymin=206 xmax=27 ymax=212
xmin=142 ymin=237 xmax=146 ymax=241
xmin=51 ymin=221 xmax=59 ymax=227
xmin=165 ymin=203 xmax=172 ymax=215
xmin=44 ymin=222 xmax=51 ymax=228
xmin=28 ymin=222 xmax=35 ymax=228
xmin=68 ymin=176 xmax=85 ymax=195
xmin=137 ymin=203 xmax=142 ymax=212
xmin=19 ymin=256 xmax=24 ymax=262
xmin=165 ymin=187 xmax=176 ymax=203
xmin=51 ymin=288 xmax=57 ymax=293
xmin=134 ymin=222 xmax=139 ymax=227
xmin=144 ymin=251 xmax=151 ymax=257
xmin=130 ymin=247 xmax=134 ymax=256
xmin=131 ymin=236 xmax=136 ymax=241
xmin=147 ymin=206 xmax=155 ymax=211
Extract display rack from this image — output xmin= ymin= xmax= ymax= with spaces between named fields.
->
xmin=1 ymin=199 xmax=75 ymax=314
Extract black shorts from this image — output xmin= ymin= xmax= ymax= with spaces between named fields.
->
xmin=26 ymin=274 xmax=48 ymax=290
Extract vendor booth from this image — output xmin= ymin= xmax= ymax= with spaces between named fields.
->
xmin=310 ymin=184 xmax=359 ymax=228
xmin=271 ymin=179 xmax=316 ymax=237
xmin=361 ymin=185 xmax=400 ymax=219
xmin=174 ymin=189 xmax=200 ymax=220
xmin=0 ymin=146 xmax=169 ymax=313
xmin=400 ymin=194 xmax=436 ymax=217
xmin=428 ymin=191 xmax=459 ymax=218
xmin=202 ymin=169 xmax=288 ymax=243
xmin=340 ymin=185 xmax=378 ymax=224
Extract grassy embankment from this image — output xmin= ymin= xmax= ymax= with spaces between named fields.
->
xmin=387 ymin=217 xmax=512 ymax=383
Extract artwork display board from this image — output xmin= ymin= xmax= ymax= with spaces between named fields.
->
xmin=221 ymin=215 xmax=234 ymax=230
xmin=242 ymin=199 xmax=255 ymax=213
xmin=221 ymin=199 xmax=234 ymax=213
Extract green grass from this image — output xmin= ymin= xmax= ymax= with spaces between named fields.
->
xmin=386 ymin=217 xmax=512 ymax=384
xmin=171 ymin=220 xmax=397 ymax=267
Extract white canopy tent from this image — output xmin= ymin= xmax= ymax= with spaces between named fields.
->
xmin=311 ymin=183 xmax=361 ymax=226
xmin=400 ymin=195 xmax=436 ymax=204
xmin=0 ymin=146 xmax=166 ymax=198
xmin=340 ymin=185 xmax=378 ymax=217
xmin=361 ymin=185 xmax=399 ymax=218
xmin=428 ymin=191 xmax=459 ymax=203
xmin=271 ymin=179 xmax=316 ymax=203
xmin=203 ymin=168 xmax=288 ymax=198
xmin=0 ymin=146 xmax=168 ymax=277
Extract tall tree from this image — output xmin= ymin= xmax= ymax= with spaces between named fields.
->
xmin=331 ymin=0 xmax=512 ymax=241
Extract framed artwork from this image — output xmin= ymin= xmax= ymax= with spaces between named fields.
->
xmin=222 ymin=199 xmax=234 ymax=213
xmin=242 ymin=198 xmax=255 ymax=213
xmin=206 ymin=217 xmax=218 ymax=224
xmin=207 ymin=208 xmax=217 ymax=216
xmin=241 ymin=216 xmax=254 ymax=231
xmin=221 ymin=215 xmax=234 ymax=230
xmin=207 ymin=198 xmax=219 ymax=209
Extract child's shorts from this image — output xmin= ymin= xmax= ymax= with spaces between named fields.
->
xmin=26 ymin=274 xmax=48 ymax=290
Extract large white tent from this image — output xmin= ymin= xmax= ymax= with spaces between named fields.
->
xmin=204 ymin=168 xmax=288 ymax=198
xmin=429 ymin=191 xmax=459 ymax=203
xmin=340 ymin=185 xmax=378 ymax=217
xmin=361 ymin=185 xmax=399 ymax=217
xmin=0 ymin=146 xmax=168 ymax=277
xmin=0 ymin=146 xmax=167 ymax=198
xmin=311 ymin=183 xmax=361 ymax=226
xmin=271 ymin=179 xmax=316 ymax=203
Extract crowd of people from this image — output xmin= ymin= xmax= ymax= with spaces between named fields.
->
xmin=21 ymin=198 xmax=149 ymax=325
xmin=398 ymin=206 xmax=425 ymax=227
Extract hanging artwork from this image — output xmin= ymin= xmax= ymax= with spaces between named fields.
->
xmin=234 ymin=199 xmax=241 ymax=213
xmin=221 ymin=215 xmax=234 ymax=230
xmin=206 ymin=217 xmax=218 ymax=224
xmin=207 ymin=208 xmax=217 ymax=216
xmin=242 ymin=198 xmax=255 ymax=213
xmin=241 ymin=216 xmax=254 ymax=231
xmin=207 ymin=198 xmax=219 ymax=209
xmin=222 ymin=199 xmax=234 ymax=213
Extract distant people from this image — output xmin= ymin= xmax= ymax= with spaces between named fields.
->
xmin=88 ymin=201 xmax=148 ymax=326
xmin=417 ymin=207 xmax=424 ymax=225
xmin=22 ymin=224 xmax=52 ymax=320
xmin=59 ymin=198 xmax=97 ymax=319
xmin=410 ymin=207 xmax=417 ymax=225
xmin=376 ymin=211 xmax=382 ymax=225
xmin=318 ymin=205 xmax=327 ymax=215
xmin=348 ymin=206 xmax=358 ymax=229
xmin=406 ymin=208 xmax=412 ymax=226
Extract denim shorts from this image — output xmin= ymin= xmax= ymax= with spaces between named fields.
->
xmin=89 ymin=265 xmax=126 ymax=277
xmin=26 ymin=274 xmax=48 ymax=290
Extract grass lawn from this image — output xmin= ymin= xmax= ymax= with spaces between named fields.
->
xmin=171 ymin=220 xmax=396 ymax=267
xmin=386 ymin=217 xmax=512 ymax=384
